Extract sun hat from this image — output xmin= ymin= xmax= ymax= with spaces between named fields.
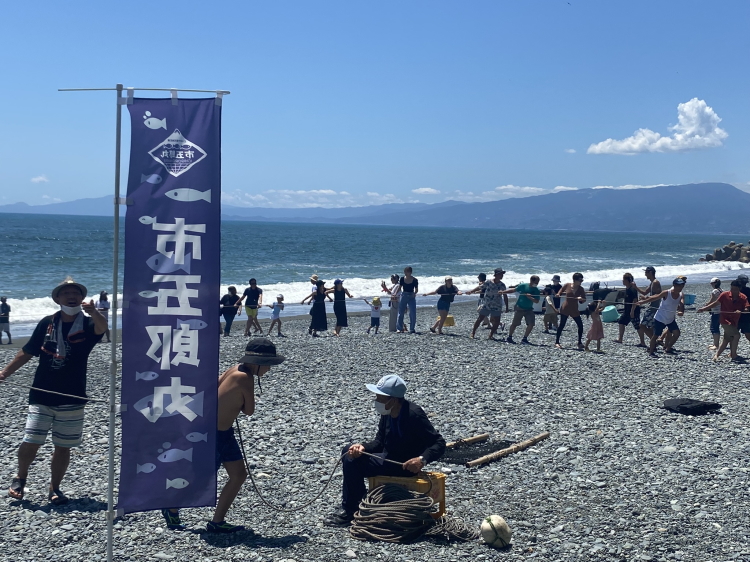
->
xmin=334 ymin=279 xmax=343 ymax=285
xmin=672 ymin=278 xmax=686 ymax=286
xmin=494 ymin=268 xmax=506 ymax=275
xmin=365 ymin=375 xmax=406 ymax=398
xmin=444 ymin=276 xmax=453 ymax=282
xmin=738 ymin=274 xmax=749 ymax=284
xmin=372 ymin=296 xmax=382 ymax=305
xmin=310 ymin=274 xmax=319 ymax=282
xmin=240 ymin=338 xmax=285 ymax=366
xmin=552 ymin=275 xmax=561 ymax=282
xmin=51 ymin=277 xmax=88 ymax=300
xmin=710 ymin=277 xmax=721 ymax=284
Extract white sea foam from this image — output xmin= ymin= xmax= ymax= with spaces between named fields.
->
xmin=6 ymin=261 xmax=748 ymax=336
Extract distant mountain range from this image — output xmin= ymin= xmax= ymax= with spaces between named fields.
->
xmin=1 ymin=183 xmax=747 ymax=234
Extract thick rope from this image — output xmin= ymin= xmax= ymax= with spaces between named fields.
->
xmin=350 ymin=483 xmax=479 ymax=543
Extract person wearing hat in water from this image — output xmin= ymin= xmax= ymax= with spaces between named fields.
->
xmin=324 ymin=374 xmax=446 ymax=527
xmin=0 ymin=277 xmax=107 ymax=504
xmin=363 ymin=296 xmax=382 ymax=334
xmin=638 ymin=277 xmax=687 ymax=357
xmin=162 ymin=338 xmax=285 ymax=533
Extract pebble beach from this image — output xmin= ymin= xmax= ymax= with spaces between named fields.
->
xmin=0 ymin=282 xmax=748 ymax=562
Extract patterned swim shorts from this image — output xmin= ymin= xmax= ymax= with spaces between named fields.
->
xmin=641 ymin=307 xmax=657 ymax=330
xmin=24 ymin=404 xmax=85 ymax=448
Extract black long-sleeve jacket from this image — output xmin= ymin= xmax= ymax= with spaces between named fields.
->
xmin=362 ymin=400 xmax=446 ymax=464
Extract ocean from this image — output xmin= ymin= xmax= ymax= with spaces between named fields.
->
xmin=1 ymin=213 xmax=748 ymax=336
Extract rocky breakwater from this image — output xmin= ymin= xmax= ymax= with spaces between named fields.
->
xmin=700 ymin=240 xmax=750 ymax=263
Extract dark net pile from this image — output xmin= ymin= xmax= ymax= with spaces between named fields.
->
xmin=440 ymin=439 xmax=514 ymax=465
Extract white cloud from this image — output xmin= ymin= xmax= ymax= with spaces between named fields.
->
xmin=493 ymin=185 xmax=546 ymax=196
xmin=588 ymin=98 xmax=727 ymax=155
xmin=564 ymin=148 xmax=576 ymax=154
xmin=31 ymin=175 xmax=49 ymax=183
xmin=222 ymin=188 xmax=407 ymax=208
xmin=552 ymin=186 xmax=578 ymax=193
xmin=411 ymin=187 xmax=440 ymax=195
xmin=591 ymin=183 xmax=667 ymax=190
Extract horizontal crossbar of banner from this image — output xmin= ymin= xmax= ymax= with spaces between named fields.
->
xmin=59 ymin=87 xmax=230 ymax=94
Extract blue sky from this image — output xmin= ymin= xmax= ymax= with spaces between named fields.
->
xmin=1 ymin=1 xmax=748 ymax=207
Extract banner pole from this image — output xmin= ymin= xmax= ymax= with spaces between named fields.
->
xmin=107 ymin=83 xmax=124 ymax=562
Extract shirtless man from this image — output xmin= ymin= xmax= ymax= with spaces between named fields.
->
xmin=162 ymin=338 xmax=285 ymax=533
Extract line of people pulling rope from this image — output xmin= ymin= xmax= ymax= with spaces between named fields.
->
xmin=227 ymin=267 xmax=750 ymax=362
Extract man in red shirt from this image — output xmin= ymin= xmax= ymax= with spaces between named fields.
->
xmin=698 ymin=280 xmax=748 ymax=362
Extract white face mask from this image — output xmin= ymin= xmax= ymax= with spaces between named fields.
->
xmin=60 ymin=305 xmax=82 ymax=315
xmin=374 ymin=400 xmax=391 ymax=416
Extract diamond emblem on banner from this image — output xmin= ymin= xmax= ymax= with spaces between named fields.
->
xmin=149 ymin=129 xmax=207 ymax=177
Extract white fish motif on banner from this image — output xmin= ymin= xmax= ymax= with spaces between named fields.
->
xmin=141 ymin=173 xmax=163 ymax=185
xmin=139 ymin=216 xmax=156 ymax=225
xmin=139 ymin=291 xmax=159 ymax=298
xmin=143 ymin=111 xmax=167 ymax=130
xmin=137 ymin=463 xmax=156 ymax=474
xmin=136 ymin=371 xmax=159 ymax=381
xmin=186 ymin=432 xmax=208 ymax=443
xmin=175 ymin=319 xmax=207 ymax=330
xmin=166 ymin=478 xmax=189 ymax=490
xmin=146 ymin=253 xmax=192 ymax=274
xmin=165 ymin=188 xmax=211 ymax=203
xmin=157 ymin=448 xmax=193 ymax=463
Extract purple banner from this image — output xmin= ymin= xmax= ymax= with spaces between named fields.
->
xmin=119 ymin=97 xmax=221 ymax=514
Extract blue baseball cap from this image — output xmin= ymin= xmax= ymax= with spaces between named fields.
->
xmin=366 ymin=375 xmax=407 ymax=398
xmin=334 ymin=278 xmax=343 ymax=285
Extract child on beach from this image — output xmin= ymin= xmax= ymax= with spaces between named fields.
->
xmin=266 ymin=295 xmax=284 ymax=336
xmin=364 ymin=296 xmax=382 ymax=334
xmin=585 ymin=300 xmax=605 ymax=352
xmin=542 ymin=286 xmax=559 ymax=334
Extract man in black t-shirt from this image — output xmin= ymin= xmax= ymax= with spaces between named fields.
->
xmin=237 ymin=278 xmax=263 ymax=336
xmin=0 ymin=278 xmax=106 ymax=504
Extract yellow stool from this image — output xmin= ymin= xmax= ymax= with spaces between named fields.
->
xmin=367 ymin=472 xmax=446 ymax=519
xmin=437 ymin=314 xmax=455 ymax=327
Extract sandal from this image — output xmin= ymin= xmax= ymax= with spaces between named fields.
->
xmin=48 ymin=488 xmax=69 ymax=505
xmin=8 ymin=477 xmax=25 ymax=500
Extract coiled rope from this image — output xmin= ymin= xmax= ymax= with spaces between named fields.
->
xmin=350 ymin=483 xmax=479 ymax=543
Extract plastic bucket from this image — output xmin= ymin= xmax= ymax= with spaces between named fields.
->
xmin=601 ymin=305 xmax=619 ymax=323
xmin=683 ymin=294 xmax=696 ymax=306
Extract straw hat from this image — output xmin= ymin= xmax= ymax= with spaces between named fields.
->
xmin=51 ymin=277 xmax=88 ymax=300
